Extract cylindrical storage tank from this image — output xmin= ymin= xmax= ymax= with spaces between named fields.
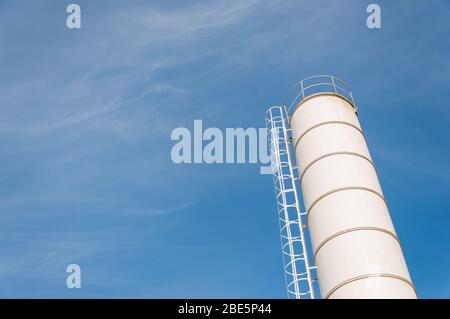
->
xmin=289 ymin=78 xmax=416 ymax=299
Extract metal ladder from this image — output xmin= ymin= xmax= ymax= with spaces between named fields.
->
xmin=265 ymin=106 xmax=317 ymax=299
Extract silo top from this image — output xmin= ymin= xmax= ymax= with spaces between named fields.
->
xmin=286 ymin=75 xmax=357 ymax=120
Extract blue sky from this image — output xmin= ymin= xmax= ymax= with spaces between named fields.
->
xmin=0 ymin=0 xmax=449 ymax=298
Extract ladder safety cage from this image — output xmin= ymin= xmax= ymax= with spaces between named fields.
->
xmin=265 ymin=106 xmax=316 ymax=299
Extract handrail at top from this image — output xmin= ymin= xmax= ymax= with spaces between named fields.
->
xmin=286 ymin=75 xmax=356 ymax=116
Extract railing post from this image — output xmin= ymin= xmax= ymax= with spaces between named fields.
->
xmin=331 ymin=76 xmax=337 ymax=93
xmin=300 ymin=80 xmax=305 ymax=99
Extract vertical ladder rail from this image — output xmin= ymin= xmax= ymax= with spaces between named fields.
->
xmin=265 ymin=106 xmax=316 ymax=299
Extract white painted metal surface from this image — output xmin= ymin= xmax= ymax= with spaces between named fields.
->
xmin=287 ymin=76 xmax=416 ymax=299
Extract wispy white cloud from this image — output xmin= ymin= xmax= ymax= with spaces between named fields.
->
xmin=0 ymin=0 xmax=273 ymax=138
xmin=125 ymin=201 xmax=196 ymax=216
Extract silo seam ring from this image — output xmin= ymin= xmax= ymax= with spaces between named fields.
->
xmin=312 ymin=226 xmax=401 ymax=263
xmin=325 ymin=273 xmax=418 ymax=299
xmin=293 ymin=121 xmax=365 ymax=152
xmin=299 ymin=151 xmax=376 ymax=183
xmin=306 ymin=187 xmax=387 ymax=225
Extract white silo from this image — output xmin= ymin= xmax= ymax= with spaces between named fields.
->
xmin=267 ymin=75 xmax=417 ymax=299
